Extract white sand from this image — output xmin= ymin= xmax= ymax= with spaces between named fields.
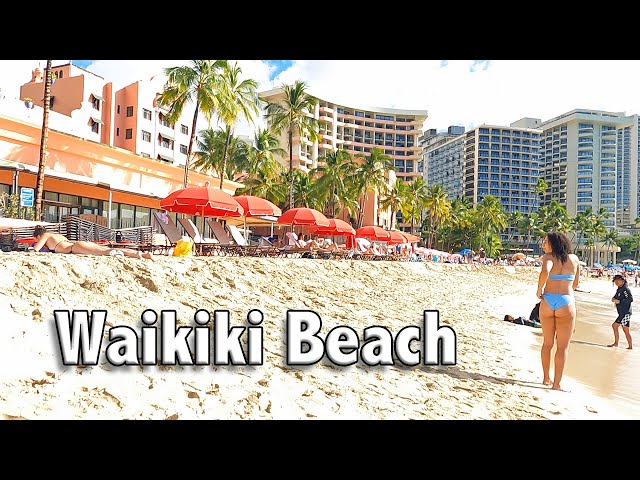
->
xmin=0 ymin=252 xmax=629 ymax=419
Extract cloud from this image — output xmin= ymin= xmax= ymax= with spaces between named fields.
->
xmin=3 ymin=60 xmax=640 ymax=137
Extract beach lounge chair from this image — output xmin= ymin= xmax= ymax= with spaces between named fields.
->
xmin=153 ymin=212 xmax=186 ymax=255
xmin=228 ymin=224 xmax=266 ymax=256
xmin=205 ymin=218 xmax=244 ymax=256
xmin=178 ymin=218 xmax=219 ymax=256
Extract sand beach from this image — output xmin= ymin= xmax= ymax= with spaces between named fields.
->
xmin=0 ymin=252 xmax=636 ymax=420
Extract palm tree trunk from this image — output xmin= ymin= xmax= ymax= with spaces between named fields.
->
xmin=185 ymin=101 xmax=200 ymax=188
xmin=219 ymin=126 xmax=232 ymax=189
xmin=288 ymin=128 xmax=294 ymax=209
xmin=34 ymin=60 xmax=52 ymax=221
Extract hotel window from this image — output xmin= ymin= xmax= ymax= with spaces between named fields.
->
xmin=159 ymin=114 xmax=172 ymax=128
xmin=91 ymin=121 xmax=99 ymax=134
xmin=116 ymin=128 xmax=119 ymax=136
xmin=117 ymin=105 xmax=120 ymax=114
xmin=92 ymin=97 xmax=100 ymax=110
xmin=142 ymin=131 xmax=151 ymax=142
xmin=126 ymin=128 xmax=133 ymax=139
xmin=181 ymin=125 xmax=188 ymax=135
xmin=143 ymin=109 xmax=152 ymax=120
xmin=126 ymin=106 xmax=134 ymax=117
xmin=180 ymin=144 xmax=188 ymax=154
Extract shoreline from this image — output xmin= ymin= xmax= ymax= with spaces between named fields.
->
xmin=491 ymin=275 xmax=638 ymax=419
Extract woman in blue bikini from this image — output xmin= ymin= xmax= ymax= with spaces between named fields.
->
xmin=536 ymin=232 xmax=580 ymax=391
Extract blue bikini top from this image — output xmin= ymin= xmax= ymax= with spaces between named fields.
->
xmin=548 ymin=273 xmax=575 ymax=281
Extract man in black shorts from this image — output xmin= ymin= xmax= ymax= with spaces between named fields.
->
xmin=608 ymin=274 xmax=633 ymax=349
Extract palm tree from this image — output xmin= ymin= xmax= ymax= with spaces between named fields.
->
xmin=310 ymin=149 xmax=355 ymax=218
xmin=405 ymin=177 xmax=429 ymax=234
xmin=264 ymin=81 xmax=319 ymax=209
xmin=34 ymin=60 xmax=52 ymax=220
xmin=475 ymin=195 xmax=507 ymax=252
xmin=215 ymin=61 xmax=260 ymax=189
xmin=602 ymin=229 xmax=619 ymax=265
xmin=237 ymin=128 xmax=285 ymax=196
xmin=353 ymin=148 xmax=393 ymax=227
xmin=380 ymin=180 xmax=408 ymax=231
xmin=156 ymin=60 xmax=227 ymax=188
xmin=192 ymin=127 xmax=250 ymax=183
xmin=535 ymin=177 xmax=548 ymax=207
xmin=423 ymin=185 xmax=451 ymax=248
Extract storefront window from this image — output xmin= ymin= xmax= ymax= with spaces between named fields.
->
xmin=120 ymin=204 xmax=135 ymax=228
xmin=135 ymin=206 xmax=150 ymax=227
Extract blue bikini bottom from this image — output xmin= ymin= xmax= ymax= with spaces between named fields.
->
xmin=542 ymin=293 xmax=574 ymax=311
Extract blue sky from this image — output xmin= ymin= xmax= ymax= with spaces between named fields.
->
xmin=72 ymin=60 xmax=94 ymax=69
xmin=3 ymin=60 xmax=640 ymax=138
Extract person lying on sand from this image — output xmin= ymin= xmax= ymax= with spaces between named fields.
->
xmin=504 ymin=314 xmax=541 ymax=328
xmin=31 ymin=225 xmax=154 ymax=260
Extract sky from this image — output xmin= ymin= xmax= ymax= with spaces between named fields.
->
xmin=2 ymin=60 xmax=640 ymax=138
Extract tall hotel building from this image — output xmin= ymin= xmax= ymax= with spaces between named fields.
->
xmin=420 ymin=126 xmax=466 ymax=198
xmin=617 ymin=114 xmax=640 ymax=226
xmin=259 ymin=88 xmax=428 ymax=183
xmin=424 ymin=119 xmax=542 ymax=215
xmin=539 ymin=110 xmax=635 ymax=228
xmin=19 ymin=63 xmax=194 ymax=166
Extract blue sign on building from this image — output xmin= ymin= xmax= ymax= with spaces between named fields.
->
xmin=20 ymin=187 xmax=34 ymax=207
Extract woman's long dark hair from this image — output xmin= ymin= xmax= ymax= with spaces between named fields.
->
xmin=546 ymin=232 xmax=571 ymax=264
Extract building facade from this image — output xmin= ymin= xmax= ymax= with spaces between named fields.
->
xmin=259 ymin=88 xmax=428 ymax=183
xmin=617 ymin=114 xmax=640 ymax=226
xmin=0 ymin=105 xmax=241 ymax=232
xmin=19 ymin=63 xmax=194 ymax=167
xmin=539 ymin=109 xmax=634 ymax=228
xmin=421 ymin=126 xmax=466 ymax=199
xmin=462 ymin=123 xmax=542 ymax=215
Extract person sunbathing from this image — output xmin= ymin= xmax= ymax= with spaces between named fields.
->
xmin=31 ymin=225 xmax=154 ymax=260
xmin=504 ymin=314 xmax=540 ymax=328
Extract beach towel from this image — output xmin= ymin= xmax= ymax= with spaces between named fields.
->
xmin=173 ymin=239 xmax=194 ymax=257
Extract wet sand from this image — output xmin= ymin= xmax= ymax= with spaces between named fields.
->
xmin=552 ymin=280 xmax=640 ymax=417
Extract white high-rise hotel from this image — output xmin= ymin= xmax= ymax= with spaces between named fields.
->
xmin=540 ymin=109 xmax=639 ymax=228
xmin=424 ymin=109 xmax=640 ymax=233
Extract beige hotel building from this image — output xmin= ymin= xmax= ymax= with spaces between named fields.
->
xmin=259 ymin=88 xmax=428 ymax=183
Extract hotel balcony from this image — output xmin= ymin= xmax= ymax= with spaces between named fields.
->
xmin=319 ymin=106 xmax=334 ymax=115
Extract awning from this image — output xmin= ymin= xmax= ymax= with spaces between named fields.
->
xmin=91 ymin=93 xmax=104 ymax=102
xmin=159 ymin=131 xmax=174 ymax=141
xmin=90 ymin=116 xmax=104 ymax=125
xmin=157 ymin=154 xmax=173 ymax=163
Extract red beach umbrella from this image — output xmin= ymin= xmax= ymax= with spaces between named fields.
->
xmin=387 ymin=230 xmax=409 ymax=245
xmin=160 ymin=186 xmax=244 ymax=217
xmin=355 ymin=225 xmax=391 ymax=241
xmin=309 ymin=218 xmax=355 ymax=236
xmin=233 ymin=195 xmax=282 ymax=217
xmin=277 ymin=207 xmax=330 ymax=227
xmin=402 ymin=233 xmax=421 ymax=243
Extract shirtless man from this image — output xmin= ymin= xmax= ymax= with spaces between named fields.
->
xmin=31 ymin=225 xmax=154 ymax=260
